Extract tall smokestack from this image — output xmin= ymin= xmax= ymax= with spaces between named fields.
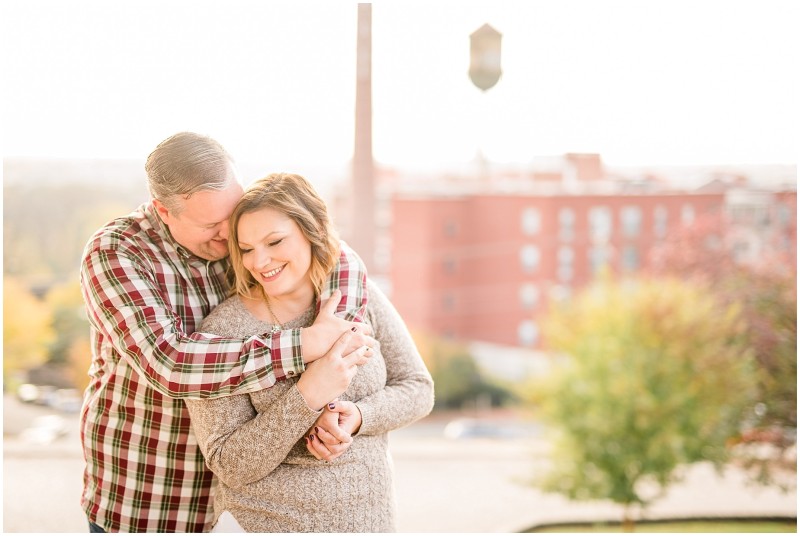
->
xmin=351 ymin=2 xmax=375 ymax=271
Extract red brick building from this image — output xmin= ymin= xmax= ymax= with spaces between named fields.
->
xmin=389 ymin=189 xmax=724 ymax=347
xmin=383 ymin=156 xmax=795 ymax=348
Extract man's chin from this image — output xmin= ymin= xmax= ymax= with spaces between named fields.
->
xmin=198 ymin=245 xmax=230 ymax=262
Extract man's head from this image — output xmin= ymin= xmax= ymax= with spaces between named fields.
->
xmin=146 ymin=132 xmax=244 ymax=261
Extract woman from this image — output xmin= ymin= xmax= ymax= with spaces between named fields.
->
xmin=185 ymin=172 xmax=434 ymax=532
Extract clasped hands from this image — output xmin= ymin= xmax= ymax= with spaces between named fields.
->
xmin=305 ymin=399 xmax=362 ymax=462
xmin=295 ymin=289 xmax=372 ymax=462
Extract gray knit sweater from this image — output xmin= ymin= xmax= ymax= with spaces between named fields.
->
xmin=185 ymin=280 xmax=434 ymax=533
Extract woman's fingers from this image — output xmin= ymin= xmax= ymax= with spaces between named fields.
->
xmin=304 ymin=435 xmax=321 ymax=460
xmin=307 ymin=433 xmax=335 ymax=461
xmin=314 ymin=424 xmax=351 ymax=445
xmin=350 ymin=321 xmax=373 ymax=337
xmin=305 ymin=434 xmax=330 ymax=460
xmin=329 ymin=327 xmax=354 ymax=358
xmin=339 ymin=330 xmax=377 ymax=357
xmin=342 ymin=345 xmax=373 ymax=367
xmin=329 ymin=329 xmax=376 ymax=360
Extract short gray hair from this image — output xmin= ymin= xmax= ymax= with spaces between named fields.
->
xmin=145 ymin=132 xmax=236 ymax=214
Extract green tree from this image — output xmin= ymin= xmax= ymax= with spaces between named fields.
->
xmin=713 ymin=268 xmax=796 ymax=484
xmin=650 ymin=212 xmax=797 ymax=483
xmin=45 ymin=279 xmax=90 ymax=366
xmin=413 ymin=331 xmax=515 ymax=410
xmin=66 ymin=336 xmax=93 ymax=392
xmin=3 ymin=277 xmax=56 ymax=388
xmin=4 ymin=180 xmax=142 ymax=282
xmin=530 ymin=276 xmax=757 ymax=530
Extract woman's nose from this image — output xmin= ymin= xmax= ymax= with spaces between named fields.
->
xmin=252 ymin=247 xmax=271 ymax=267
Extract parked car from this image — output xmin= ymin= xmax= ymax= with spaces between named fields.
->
xmin=16 ymin=384 xmax=82 ymax=413
xmin=16 ymin=383 xmax=56 ymax=405
xmin=443 ymin=418 xmax=538 ymax=440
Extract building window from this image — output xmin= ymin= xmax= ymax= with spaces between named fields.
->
xmin=757 ymin=206 xmax=771 ymax=228
xmin=519 ymin=283 xmax=540 ymax=310
xmin=444 ymin=220 xmax=459 ymax=237
xmin=518 ymin=320 xmax=539 ymax=347
xmin=681 ymin=204 xmax=695 ymax=226
xmin=777 ymin=204 xmax=791 ymax=227
xmin=654 ymin=205 xmax=668 ymax=239
xmin=521 ymin=207 xmax=541 ymax=236
xmin=520 ymin=245 xmax=540 ymax=273
xmin=442 ymin=292 xmax=455 ymax=311
xmin=443 ymin=258 xmax=457 ymax=274
xmin=729 ymin=204 xmax=751 ymax=225
xmin=589 ymin=206 xmax=612 ymax=243
xmin=621 ymin=206 xmax=641 ymax=238
xmin=733 ymin=240 xmax=750 ymax=263
xmin=622 ymin=245 xmax=639 ymax=272
xmin=559 ymin=208 xmax=575 ymax=242
xmin=557 ymin=245 xmax=574 ymax=282
xmin=589 ymin=245 xmax=611 ymax=275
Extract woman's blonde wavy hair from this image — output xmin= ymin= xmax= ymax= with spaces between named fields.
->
xmin=228 ymin=172 xmax=340 ymax=300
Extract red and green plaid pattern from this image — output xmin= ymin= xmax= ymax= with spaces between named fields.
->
xmin=79 ymin=202 xmax=367 ymax=532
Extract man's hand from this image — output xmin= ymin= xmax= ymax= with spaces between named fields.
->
xmin=296 ymin=331 xmax=372 ymax=411
xmin=301 ymin=289 xmax=376 ymax=363
xmin=305 ymin=400 xmax=363 ymax=462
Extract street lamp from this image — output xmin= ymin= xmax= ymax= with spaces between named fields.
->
xmin=468 ymin=23 xmax=502 ymax=180
xmin=469 ymin=23 xmax=502 ymax=92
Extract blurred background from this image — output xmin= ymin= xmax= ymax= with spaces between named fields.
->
xmin=2 ymin=0 xmax=797 ymax=532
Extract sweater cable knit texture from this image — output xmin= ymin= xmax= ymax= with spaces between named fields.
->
xmin=185 ymin=280 xmax=434 ymax=532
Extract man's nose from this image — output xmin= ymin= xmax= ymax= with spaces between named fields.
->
xmin=218 ymin=220 xmax=230 ymax=240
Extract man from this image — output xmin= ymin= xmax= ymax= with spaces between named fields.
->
xmin=79 ymin=132 xmax=373 ymax=532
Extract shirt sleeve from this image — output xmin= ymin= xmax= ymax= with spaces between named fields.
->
xmin=81 ymin=246 xmax=306 ymax=399
xmin=354 ymin=280 xmax=435 ymax=436
xmin=318 ymin=240 xmax=369 ymax=323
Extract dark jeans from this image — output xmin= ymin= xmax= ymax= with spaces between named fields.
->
xmin=88 ymin=520 xmax=105 ymax=533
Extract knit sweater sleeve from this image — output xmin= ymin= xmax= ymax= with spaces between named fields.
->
xmin=185 ymin=298 xmax=322 ymax=489
xmin=355 ymin=280 xmax=435 ymax=436
xmin=186 ymin=386 xmax=320 ymax=489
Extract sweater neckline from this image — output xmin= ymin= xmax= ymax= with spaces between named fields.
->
xmin=233 ymin=295 xmax=316 ymax=330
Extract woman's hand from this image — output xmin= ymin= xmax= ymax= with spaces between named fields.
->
xmin=301 ymin=290 xmax=376 ymax=363
xmin=305 ymin=400 xmax=363 ymax=462
xmin=296 ymin=330 xmax=373 ymax=411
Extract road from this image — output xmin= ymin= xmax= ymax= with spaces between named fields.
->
xmin=3 ymin=395 xmax=796 ymax=533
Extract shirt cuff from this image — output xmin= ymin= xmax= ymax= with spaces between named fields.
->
xmin=267 ymin=328 xmax=307 ymax=381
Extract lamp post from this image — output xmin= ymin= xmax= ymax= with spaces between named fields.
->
xmin=469 ymin=23 xmax=502 ymax=92
xmin=468 ymin=23 xmax=502 ymax=180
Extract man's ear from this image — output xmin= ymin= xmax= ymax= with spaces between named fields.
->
xmin=152 ymin=199 xmax=172 ymax=224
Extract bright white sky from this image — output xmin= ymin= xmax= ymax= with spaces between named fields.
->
xmin=2 ymin=0 xmax=798 ymax=175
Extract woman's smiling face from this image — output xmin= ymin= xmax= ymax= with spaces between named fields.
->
xmin=236 ymin=206 xmax=313 ymax=300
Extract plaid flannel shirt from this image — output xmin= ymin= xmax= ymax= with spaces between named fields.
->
xmin=79 ymin=202 xmax=367 ymax=533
